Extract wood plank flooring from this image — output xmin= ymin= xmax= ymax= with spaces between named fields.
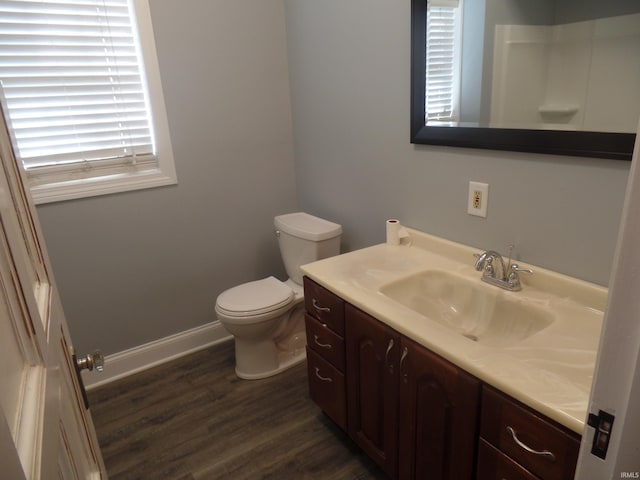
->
xmin=88 ymin=340 xmax=387 ymax=480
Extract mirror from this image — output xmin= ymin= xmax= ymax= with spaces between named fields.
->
xmin=411 ymin=0 xmax=640 ymax=160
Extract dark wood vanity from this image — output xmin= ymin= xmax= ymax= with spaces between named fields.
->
xmin=303 ymin=276 xmax=581 ymax=480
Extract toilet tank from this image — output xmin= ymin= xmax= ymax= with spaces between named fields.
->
xmin=274 ymin=212 xmax=342 ymax=285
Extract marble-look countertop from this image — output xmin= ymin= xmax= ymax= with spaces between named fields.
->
xmin=300 ymin=228 xmax=606 ymax=434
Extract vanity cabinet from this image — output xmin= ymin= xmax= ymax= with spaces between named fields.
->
xmin=303 ymin=277 xmax=347 ymax=430
xmin=478 ymin=387 xmax=580 ymax=480
xmin=303 ymin=277 xmax=581 ymax=480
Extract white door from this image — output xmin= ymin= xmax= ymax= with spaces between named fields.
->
xmin=0 ymin=110 xmax=107 ymax=478
xmin=574 ymin=122 xmax=640 ymax=477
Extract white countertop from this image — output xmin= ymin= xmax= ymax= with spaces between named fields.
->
xmin=300 ymin=228 xmax=606 ymax=434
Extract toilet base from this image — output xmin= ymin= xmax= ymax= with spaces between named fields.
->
xmin=228 ymin=301 xmax=307 ymax=380
xmin=233 ymin=326 xmax=307 ymax=380
xmin=235 ymin=347 xmax=306 ymax=380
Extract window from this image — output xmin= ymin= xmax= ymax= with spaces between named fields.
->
xmin=0 ymin=0 xmax=176 ymax=204
xmin=425 ymin=0 xmax=463 ymax=123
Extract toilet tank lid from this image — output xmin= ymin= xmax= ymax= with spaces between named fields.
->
xmin=274 ymin=212 xmax=342 ymax=241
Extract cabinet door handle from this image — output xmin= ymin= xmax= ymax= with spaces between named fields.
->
xmin=506 ymin=426 xmax=556 ymax=462
xmin=400 ymin=346 xmax=409 ymax=383
xmin=313 ymin=334 xmax=332 ymax=349
xmin=385 ymin=338 xmax=395 ymax=372
xmin=312 ymin=298 xmax=331 ymax=313
xmin=314 ymin=367 xmax=332 ymax=382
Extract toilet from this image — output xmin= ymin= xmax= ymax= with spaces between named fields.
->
xmin=215 ymin=212 xmax=342 ymax=379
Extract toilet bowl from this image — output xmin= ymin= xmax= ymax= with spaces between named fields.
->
xmin=215 ymin=212 xmax=342 ymax=379
xmin=216 ymin=277 xmax=306 ymax=379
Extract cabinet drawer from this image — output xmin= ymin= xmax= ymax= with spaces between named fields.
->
xmin=306 ymin=347 xmax=347 ymax=430
xmin=477 ymin=439 xmax=540 ymax=480
xmin=481 ymin=387 xmax=580 ymax=480
xmin=305 ymin=314 xmax=345 ymax=370
xmin=303 ymin=277 xmax=345 ymax=335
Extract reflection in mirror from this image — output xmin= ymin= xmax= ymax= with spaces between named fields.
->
xmin=411 ymin=0 xmax=639 ymax=160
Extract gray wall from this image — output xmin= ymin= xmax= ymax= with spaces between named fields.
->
xmin=283 ymin=0 xmax=630 ymax=284
xmin=35 ymin=0 xmax=633 ymax=357
xmin=36 ymin=0 xmax=298 ymax=355
xmin=555 ymin=0 xmax=640 ymax=23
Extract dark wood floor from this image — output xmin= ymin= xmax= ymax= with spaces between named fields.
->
xmin=88 ymin=340 xmax=387 ymax=480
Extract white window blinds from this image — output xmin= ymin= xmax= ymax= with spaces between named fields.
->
xmin=426 ymin=0 xmax=462 ymax=123
xmin=0 ymin=0 xmax=155 ymax=170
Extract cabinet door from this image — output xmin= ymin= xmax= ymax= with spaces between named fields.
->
xmin=346 ymin=304 xmax=400 ymax=479
xmin=398 ymin=336 xmax=480 ymax=480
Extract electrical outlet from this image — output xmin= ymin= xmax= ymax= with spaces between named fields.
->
xmin=468 ymin=181 xmax=489 ymax=218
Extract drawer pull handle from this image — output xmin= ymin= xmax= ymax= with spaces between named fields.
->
xmin=312 ymin=298 xmax=331 ymax=313
xmin=313 ymin=335 xmax=332 ymax=349
xmin=506 ymin=426 xmax=556 ymax=462
xmin=314 ymin=367 xmax=332 ymax=383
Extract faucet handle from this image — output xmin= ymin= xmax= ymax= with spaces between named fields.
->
xmin=506 ymin=263 xmax=533 ymax=291
xmin=510 ymin=263 xmax=533 ymax=275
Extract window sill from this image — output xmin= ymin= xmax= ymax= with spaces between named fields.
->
xmin=30 ymin=168 xmax=177 ymax=205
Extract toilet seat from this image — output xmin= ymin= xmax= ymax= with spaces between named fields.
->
xmin=216 ymin=276 xmax=293 ymax=318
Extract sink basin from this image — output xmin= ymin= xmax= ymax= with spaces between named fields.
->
xmin=379 ymin=270 xmax=554 ymax=347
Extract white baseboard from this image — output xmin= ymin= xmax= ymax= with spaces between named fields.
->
xmin=82 ymin=321 xmax=232 ymax=390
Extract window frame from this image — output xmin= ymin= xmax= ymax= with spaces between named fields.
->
xmin=3 ymin=0 xmax=177 ymax=204
xmin=425 ymin=0 xmax=463 ymax=124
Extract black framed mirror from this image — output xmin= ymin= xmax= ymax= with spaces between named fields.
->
xmin=410 ymin=0 xmax=638 ymax=161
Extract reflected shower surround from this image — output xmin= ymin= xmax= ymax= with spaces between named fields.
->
xmin=490 ymin=14 xmax=640 ymax=134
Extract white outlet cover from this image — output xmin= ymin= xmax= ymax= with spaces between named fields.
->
xmin=468 ymin=181 xmax=489 ymax=218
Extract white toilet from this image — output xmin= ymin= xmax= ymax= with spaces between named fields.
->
xmin=215 ymin=212 xmax=342 ymax=379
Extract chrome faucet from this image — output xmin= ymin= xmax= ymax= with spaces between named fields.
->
xmin=474 ymin=245 xmax=532 ymax=291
